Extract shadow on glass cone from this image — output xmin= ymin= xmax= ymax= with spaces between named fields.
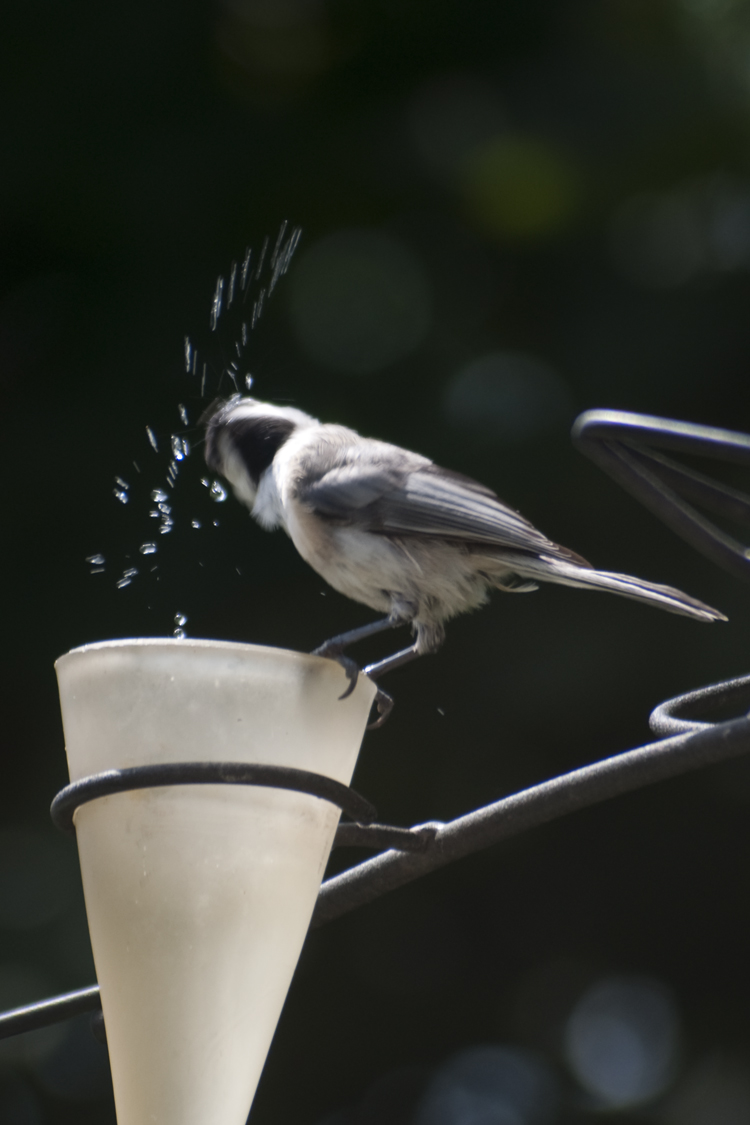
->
xmin=55 ymin=639 xmax=377 ymax=1125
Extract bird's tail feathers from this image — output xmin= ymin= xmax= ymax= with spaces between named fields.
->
xmin=488 ymin=554 xmax=726 ymax=623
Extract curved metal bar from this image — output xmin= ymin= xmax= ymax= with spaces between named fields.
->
xmin=50 ymin=762 xmax=377 ymax=835
xmin=572 ymin=409 xmax=750 ymax=464
xmin=571 ymin=409 xmax=750 ymax=582
xmin=649 ymin=673 xmax=750 ymax=736
xmin=7 ymin=682 xmax=750 ymax=1041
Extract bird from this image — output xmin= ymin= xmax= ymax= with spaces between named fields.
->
xmin=203 ymin=395 xmax=725 ymax=723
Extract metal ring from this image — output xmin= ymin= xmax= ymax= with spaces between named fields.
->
xmin=50 ymin=762 xmax=377 ymax=834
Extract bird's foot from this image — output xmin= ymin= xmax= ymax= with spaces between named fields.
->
xmin=336 ymin=655 xmax=360 ymax=699
xmin=367 ymin=686 xmax=394 ymax=730
xmin=312 ymin=645 xmax=360 ymax=700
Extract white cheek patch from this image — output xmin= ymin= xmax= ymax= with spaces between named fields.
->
xmin=221 ymin=440 xmax=258 ymax=510
xmin=253 ymin=471 xmax=285 ymax=531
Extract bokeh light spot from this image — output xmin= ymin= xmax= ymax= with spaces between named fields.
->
xmin=288 ymin=229 xmax=432 ymax=374
xmin=564 ymin=975 xmax=680 ymax=1107
xmin=214 ymin=0 xmax=336 ymax=103
xmin=442 ymin=351 xmax=572 ymax=443
xmin=462 ymin=137 xmax=582 ymax=240
xmin=414 ymin=1045 xmax=558 ymax=1125
xmin=609 ymin=176 xmax=750 ymax=288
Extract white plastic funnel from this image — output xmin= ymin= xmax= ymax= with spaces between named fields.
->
xmin=55 ymin=638 xmax=376 ymax=1125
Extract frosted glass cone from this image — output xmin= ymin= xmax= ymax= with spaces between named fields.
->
xmin=55 ymin=638 xmax=376 ymax=1125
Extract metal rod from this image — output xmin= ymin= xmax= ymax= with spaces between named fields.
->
xmin=312 ymin=711 xmax=750 ymax=925
xmin=0 ymin=985 xmax=101 ymax=1039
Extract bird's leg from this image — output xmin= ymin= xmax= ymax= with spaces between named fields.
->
xmin=312 ymin=614 xmax=405 ymax=658
xmin=312 ymin=614 xmax=408 ymax=702
xmin=364 ymin=644 xmax=421 ymax=679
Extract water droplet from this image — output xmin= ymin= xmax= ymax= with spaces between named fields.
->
xmin=211 ymin=275 xmax=225 ymax=331
xmin=213 ymin=519 xmax=220 ymax=526
xmin=90 ymin=567 xmax=105 ymax=574
xmin=115 ymin=476 xmax=129 ymax=490
xmin=114 ymin=489 xmax=129 ymax=504
xmin=123 ymin=568 xmax=138 ymax=578
xmin=181 ymin=437 xmax=191 ymax=457
xmin=173 ymin=628 xmax=186 ymax=639
xmin=191 ymin=519 xmax=201 ymax=529
xmin=146 ymin=426 xmax=159 ymax=452
xmin=184 ymin=338 xmax=192 ymax=373
xmin=241 ymin=247 xmax=252 ymax=290
xmin=171 ymin=435 xmax=185 ymax=462
xmin=200 ymin=477 xmax=209 ymax=488
xmin=209 ymin=481 xmax=227 ymax=502
xmin=149 ymin=509 xmax=159 ymax=518
xmin=158 ymin=502 xmax=171 ymax=515
xmin=178 ymin=403 xmax=189 ymax=425
xmin=236 ymin=566 xmax=242 ymax=575
xmin=174 ymin=613 xmax=187 ymax=627
xmin=86 ymin=554 xmax=105 ymax=565
xmin=133 ymin=461 xmax=141 ymax=473
xmin=139 ymin=542 xmax=157 ymax=555
xmin=245 ymin=373 xmax=254 ymax=389
xmin=151 ymin=489 xmax=168 ymax=502
xmin=159 ymin=522 xmax=173 ymax=534
xmin=116 ymin=577 xmax=132 ymax=589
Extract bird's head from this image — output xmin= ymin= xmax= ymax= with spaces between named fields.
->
xmin=202 ymin=395 xmax=317 ymax=508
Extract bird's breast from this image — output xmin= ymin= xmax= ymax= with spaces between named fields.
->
xmin=281 ymin=505 xmax=398 ymax=612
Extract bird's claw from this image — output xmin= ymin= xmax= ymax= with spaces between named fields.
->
xmin=311 ymin=644 xmax=360 ymax=698
xmin=311 ymin=641 xmax=395 ymax=723
xmin=337 ymin=655 xmax=360 ymax=699
xmin=367 ymin=687 xmax=394 ymax=730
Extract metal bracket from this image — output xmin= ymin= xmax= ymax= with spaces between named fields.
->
xmin=572 ymin=409 xmax=750 ymax=582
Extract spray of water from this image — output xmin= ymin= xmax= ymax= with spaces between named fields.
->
xmin=86 ymin=224 xmax=302 ymax=637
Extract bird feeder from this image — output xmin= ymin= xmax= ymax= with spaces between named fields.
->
xmin=55 ymin=638 xmax=376 ymax=1125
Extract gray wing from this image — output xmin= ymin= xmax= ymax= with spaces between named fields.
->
xmin=299 ymin=448 xmax=590 ymax=564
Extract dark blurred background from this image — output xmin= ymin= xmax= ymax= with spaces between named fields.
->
xmin=4 ymin=0 xmax=750 ymax=1122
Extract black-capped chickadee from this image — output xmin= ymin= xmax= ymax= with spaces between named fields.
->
xmin=204 ymin=396 xmax=724 ymax=714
